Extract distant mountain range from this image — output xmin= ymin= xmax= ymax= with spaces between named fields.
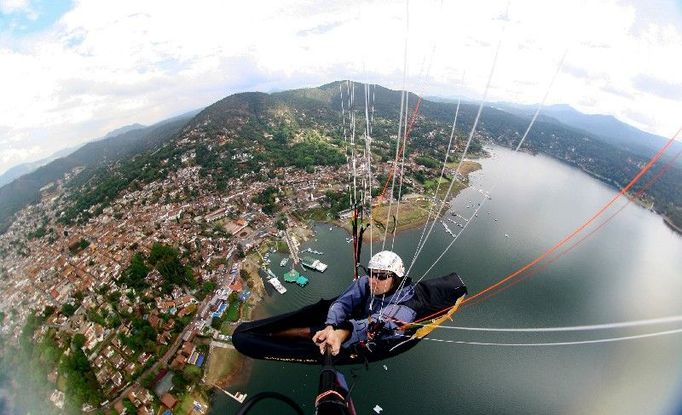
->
xmin=0 ymin=110 xmax=201 ymax=232
xmin=425 ymin=96 xmax=682 ymax=166
xmin=491 ymin=102 xmax=682 ymax=166
xmin=0 ymin=123 xmax=147 ymax=187
xmin=1 ymin=83 xmax=680 ymax=233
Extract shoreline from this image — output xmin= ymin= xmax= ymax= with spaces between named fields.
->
xmin=336 ymin=160 xmax=482 ymax=241
xmin=206 ymin=223 xmax=316 ymax=395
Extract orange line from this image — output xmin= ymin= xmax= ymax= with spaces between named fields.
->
xmin=465 ymin=145 xmax=682 ymax=307
xmin=409 ymin=128 xmax=681 ymax=324
xmin=462 ymin=128 xmax=680 ymax=305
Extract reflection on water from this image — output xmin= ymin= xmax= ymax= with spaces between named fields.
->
xmin=211 ymin=145 xmax=682 ymax=415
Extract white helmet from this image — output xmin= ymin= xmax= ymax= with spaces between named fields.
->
xmin=367 ymin=251 xmax=405 ymax=278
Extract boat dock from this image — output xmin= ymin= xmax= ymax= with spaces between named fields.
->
xmin=214 ymin=385 xmax=247 ymax=404
xmin=283 ymin=269 xmax=309 ymax=287
xmin=441 ymin=221 xmax=456 ymax=237
xmin=284 ymin=228 xmax=300 ymax=265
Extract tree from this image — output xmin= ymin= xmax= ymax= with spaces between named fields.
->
xmin=172 ymin=371 xmax=189 ymax=391
xmin=61 ymin=303 xmax=77 ymax=317
xmin=122 ymin=398 xmax=136 ymax=414
xmin=72 ymin=333 xmax=86 ymax=350
xmin=200 ymin=281 xmax=216 ymax=297
xmin=119 ymin=252 xmax=149 ymax=289
xmin=276 ymin=216 xmax=287 ymax=230
xmin=41 ymin=306 xmax=56 ymax=319
xmin=149 ymin=243 xmax=196 ymax=289
xmin=182 ymin=365 xmax=203 ymax=384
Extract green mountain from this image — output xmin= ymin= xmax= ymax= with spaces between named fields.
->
xmin=2 ymin=82 xmax=681 ymax=233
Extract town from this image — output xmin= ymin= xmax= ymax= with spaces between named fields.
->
xmin=0 ymin=127 xmax=470 ymax=414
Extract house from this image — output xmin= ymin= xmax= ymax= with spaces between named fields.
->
xmin=181 ymin=341 xmax=195 ymax=357
xmin=170 ymin=354 xmax=187 ymax=371
xmin=113 ymin=400 xmax=125 ymax=414
xmin=138 ymin=352 xmax=152 ymax=365
xmin=163 ymin=319 xmax=176 ymax=331
xmin=157 ymin=331 xmax=171 ymax=345
xmin=148 ymin=314 xmax=160 ymax=329
xmin=125 ymin=362 xmax=137 ymax=375
xmin=160 ymin=393 xmax=177 ymax=409
xmin=112 ymin=371 xmax=123 ymax=387
xmin=110 ymin=353 xmax=125 ymax=369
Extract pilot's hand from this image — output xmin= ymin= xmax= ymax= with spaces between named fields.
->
xmin=313 ymin=325 xmax=350 ymax=356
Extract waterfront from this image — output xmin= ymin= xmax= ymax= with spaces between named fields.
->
xmin=210 ymin=145 xmax=682 ymax=415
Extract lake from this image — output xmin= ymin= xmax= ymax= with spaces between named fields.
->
xmin=210 ymin=144 xmax=682 ymax=415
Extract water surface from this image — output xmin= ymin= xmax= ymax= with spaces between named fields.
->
xmin=211 ymin=145 xmax=682 ymax=415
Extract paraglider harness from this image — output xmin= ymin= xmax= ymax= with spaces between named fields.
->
xmin=235 ymin=348 xmax=356 ymax=415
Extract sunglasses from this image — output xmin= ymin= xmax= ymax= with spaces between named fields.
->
xmin=369 ymin=270 xmax=392 ymax=281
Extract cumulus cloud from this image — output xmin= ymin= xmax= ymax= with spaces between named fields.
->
xmin=0 ymin=0 xmax=681 ymax=175
xmin=0 ymin=0 xmax=30 ymax=14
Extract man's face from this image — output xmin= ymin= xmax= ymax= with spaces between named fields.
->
xmin=369 ymin=269 xmax=394 ymax=295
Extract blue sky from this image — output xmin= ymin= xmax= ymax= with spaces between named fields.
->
xmin=0 ymin=0 xmax=72 ymax=36
xmin=1 ymin=0 xmax=681 ymax=175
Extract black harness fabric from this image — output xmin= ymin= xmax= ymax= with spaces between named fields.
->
xmin=404 ymin=272 xmax=467 ymax=319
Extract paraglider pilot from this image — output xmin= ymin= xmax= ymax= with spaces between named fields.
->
xmin=313 ymin=250 xmax=416 ymax=356
xmin=232 ymin=248 xmax=466 ymax=365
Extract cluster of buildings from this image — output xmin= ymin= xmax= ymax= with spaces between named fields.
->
xmin=0 ymin=120 xmax=446 ymax=413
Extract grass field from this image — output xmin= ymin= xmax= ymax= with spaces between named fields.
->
xmin=226 ymin=301 xmax=240 ymax=321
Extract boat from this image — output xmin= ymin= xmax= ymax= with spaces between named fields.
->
xmin=279 ymin=257 xmax=289 ymax=267
xmin=441 ymin=221 xmax=455 ymax=237
xmin=301 ymin=256 xmax=328 ymax=272
xmin=305 ymin=247 xmax=324 ymax=255
xmin=267 ymin=277 xmax=287 ymax=294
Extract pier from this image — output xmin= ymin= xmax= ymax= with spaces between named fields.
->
xmin=214 ymin=385 xmax=247 ymax=404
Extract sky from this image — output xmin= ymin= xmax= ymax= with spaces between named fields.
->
xmin=1 ymin=0 xmax=681 ymax=175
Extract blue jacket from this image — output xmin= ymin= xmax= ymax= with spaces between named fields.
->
xmin=325 ymin=276 xmax=416 ymax=348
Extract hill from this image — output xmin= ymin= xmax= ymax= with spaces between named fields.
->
xmin=0 ymin=117 xmax=194 ymax=232
xmin=2 ymin=82 xmax=681 ymax=232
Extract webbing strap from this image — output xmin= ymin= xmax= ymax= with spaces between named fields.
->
xmin=315 ymin=390 xmax=347 ymax=407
